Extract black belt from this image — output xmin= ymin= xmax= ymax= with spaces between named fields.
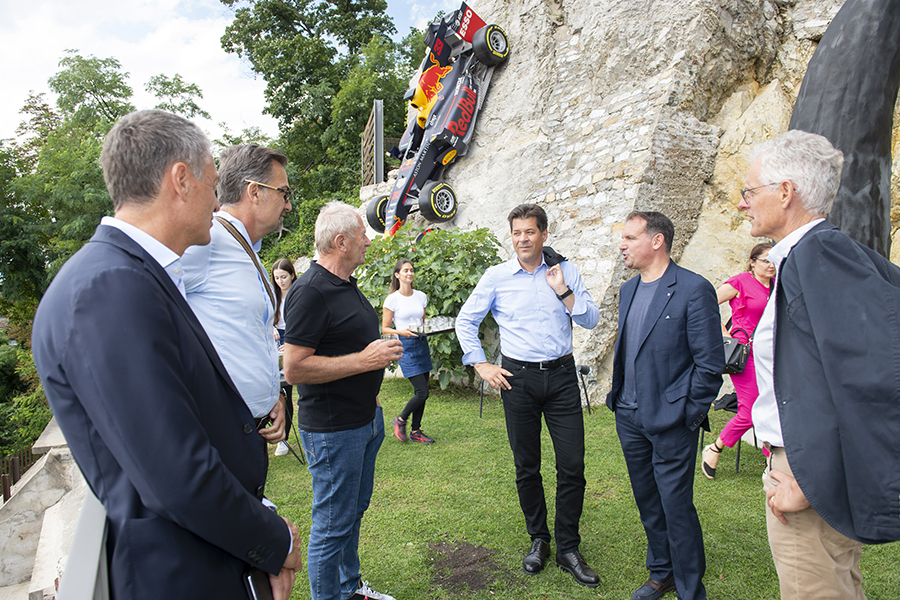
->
xmin=503 ymin=353 xmax=573 ymax=371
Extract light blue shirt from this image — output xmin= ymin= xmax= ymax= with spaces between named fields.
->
xmin=100 ymin=216 xmax=186 ymax=298
xmin=456 ymin=254 xmax=599 ymax=364
xmin=181 ymin=212 xmax=280 ymax=418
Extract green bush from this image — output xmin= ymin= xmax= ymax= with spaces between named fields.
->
xmin=357 ymin=225 xmax=502 ymax=389
xmin=1 ymin=350 xmax=51 ymax=455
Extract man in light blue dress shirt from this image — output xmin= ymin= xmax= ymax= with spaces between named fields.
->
xmin=182 ymin=145 xmax=293 ymax=466
xmin=455 ymin=203 xmax=600 ymax=587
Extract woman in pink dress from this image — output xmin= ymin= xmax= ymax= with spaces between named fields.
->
xmin=701 ymin=242 xmax=775 ymax=479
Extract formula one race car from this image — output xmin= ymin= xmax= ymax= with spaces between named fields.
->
xmin=366 ymin=2 xmax=509 ymax=236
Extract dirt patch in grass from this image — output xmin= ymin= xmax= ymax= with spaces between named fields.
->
xmin=429 ymin=541 xmax=512 ymax=594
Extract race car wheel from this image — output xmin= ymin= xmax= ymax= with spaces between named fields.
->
xmin=366 ymin=195 xmax=389 ymax=233
xmin=418 ymin=181 xmax=458 ymax=223
xmin=473 ymin=24 xmax=510 ymax=66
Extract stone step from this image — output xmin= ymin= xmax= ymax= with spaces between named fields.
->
xmin=29 ymin=480 xmax=86 ymax=600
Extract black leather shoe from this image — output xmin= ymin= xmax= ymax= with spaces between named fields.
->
xmin=522 ymin=539 xmax=549 ymax=575
xmin=632 ymin=574 xmax=676 ymax=600
xmin=555 ymin=550 xmax=600 ymax=587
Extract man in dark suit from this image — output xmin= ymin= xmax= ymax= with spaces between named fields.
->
xmin=607 ymin=211 xmax=724 ymax=600
xmin=741 ymin=130 xmax=900 ymax=599
xmin=32 ymin=110 xmax=303 ymax=600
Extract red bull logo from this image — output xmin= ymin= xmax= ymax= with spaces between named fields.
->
xmin=418 ymin=52 xmax=453 ymax=104
xmin=447 ymin=86 xmax=477 ymax=137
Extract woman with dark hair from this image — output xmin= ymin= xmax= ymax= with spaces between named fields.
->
xmin=271 ymin=258 xmax=297 ymax=348
xmin=271 ymin=258 xmax=297 ymax=457
xmin=702 ymin=242 xmax=775 ymax=478
xmin=382 ymin=258 xmax=435 ymax=444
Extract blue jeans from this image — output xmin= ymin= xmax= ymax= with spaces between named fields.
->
xmin=300 ymin=406 xmax=385 ymax=600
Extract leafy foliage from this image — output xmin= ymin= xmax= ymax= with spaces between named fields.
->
xmin=146 ymin=74 xmax=211 ymax=119
xmin=357 ymin=225 xmax=502 ymax=389
xmin=48 ymin=50 xmax=135 ymax=126
xmin=0 ymin=350 xmax=50 ymax=455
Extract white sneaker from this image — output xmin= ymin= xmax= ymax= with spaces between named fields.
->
xmin=274 ymin=442 xmax=289 ymax=456
xmin=350 ymin=580 xmax=396 ymax=600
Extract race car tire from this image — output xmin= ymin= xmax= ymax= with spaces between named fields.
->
xmin=418 ymin=181 xmax=458 ymax=223
xmin=366 ymin=195 xmax=389 ymax=233
xmin=473 ymin=24 xmax=509 ymax=67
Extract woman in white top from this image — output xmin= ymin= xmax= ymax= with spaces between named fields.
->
xmin=382 ymin=259 xmax=434 ymax=444
xmin=270 ymin=258 xmax=296 ymax=457
xmin=271 ymin=258 xmax=296 ymax=348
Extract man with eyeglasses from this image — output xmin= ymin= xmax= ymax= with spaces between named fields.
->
xmin=182 ymin=144 xmax=293 ymax=482
xmin=741 ymin=130 xmax=900 ymax=599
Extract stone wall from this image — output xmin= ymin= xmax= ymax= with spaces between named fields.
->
xmin=362 ymin=0 xmax=898 ymax=397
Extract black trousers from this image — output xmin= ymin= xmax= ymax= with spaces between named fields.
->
xmin=399 ymin=372 xmax=430 ymax=430
xmin=500 ymin=356 xmax=586 ymax=552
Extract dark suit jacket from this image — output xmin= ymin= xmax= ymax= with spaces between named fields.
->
xmin=32 ymin=225 xmax=289 ymax=600
xmin=606 ymin=260 xmax=724 ymax=434
xmin=775 ymin=220 xmax=900 ymax=544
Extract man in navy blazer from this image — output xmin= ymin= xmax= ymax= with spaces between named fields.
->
xmin=741 ymin=130 xmax=900 ymax=599
xmin=606 ymin=211 xmax=724 ymax=600
xmin=32 ymin=110 xmax=303 ymax=600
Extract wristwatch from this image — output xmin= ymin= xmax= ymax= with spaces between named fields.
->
xmin=556 ymin=287 xmax=573 ymax=301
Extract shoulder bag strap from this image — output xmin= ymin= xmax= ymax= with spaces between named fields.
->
xmin=214 ymin=216 xmax=276 ymax=311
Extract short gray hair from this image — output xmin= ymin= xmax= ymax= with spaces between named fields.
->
xmin=101 ymin=109 xmax=210 ymax=211
xmin=315 ymin=201 xmax=362 ymax=255
xmin=751 ymin=130 xmax=844 ymax=216
xmin=216 ymin=144 xmax=288 ymax=206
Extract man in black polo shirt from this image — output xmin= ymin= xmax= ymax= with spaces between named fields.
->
xmin=283 ymin=201 xmax=403 ymax=600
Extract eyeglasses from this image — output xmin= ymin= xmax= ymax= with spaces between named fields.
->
xmin=739 ymin=182 xmax=779 ymax=201
xmin=244 ymin=179 xmax=291 ymax=203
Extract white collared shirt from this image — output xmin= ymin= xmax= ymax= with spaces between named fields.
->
xmin=752 ymin=218 xmax=825 ymax=447
xmin=100 ymin=216 xmax=186 ymax=298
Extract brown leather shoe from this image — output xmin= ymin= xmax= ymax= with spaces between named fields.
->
xmin=632 ymin=574 xmax=676 ymax=600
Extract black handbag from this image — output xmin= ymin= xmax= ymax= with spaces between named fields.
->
xmin=723 ymin=327 xmax=749 ymax=374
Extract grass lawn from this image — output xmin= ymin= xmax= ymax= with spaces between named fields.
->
xmin=266 ymin=378 xmax=900 ymax=599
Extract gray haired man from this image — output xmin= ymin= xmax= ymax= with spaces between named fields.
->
xmin=282 ymin=201 xmax=402 ymax=600
xmin=740 ymin=130 xmax=900 ymax=598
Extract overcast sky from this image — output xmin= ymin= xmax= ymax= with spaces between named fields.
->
xmin=0 ymin=0 xmax=456 ymax=144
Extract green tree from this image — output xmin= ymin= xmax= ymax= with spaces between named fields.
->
xmin=0 ymin=351 xmax=51 ymax=455
xmin=146 ymin=73 xmax=211 ymax=119
xmin=1 ymin=52 xmax=229 ymax=454
xmin=357 ymin=225 xmax=502 ymax=389
xmin=219 ymin=0 xmax=406 ymax=190
xmin=13 ymin=93 xmax=62 ymax=170
xmin=324 ymin=34 xmax=415 ymax=165
xmin=0 ymin=332 xmax=28 ymax=451
xmin=48 ymin=50 xmax=135 ymax=125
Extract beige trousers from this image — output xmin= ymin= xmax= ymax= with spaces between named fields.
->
xmin=763 ymin=447 xmax=866 ymax=600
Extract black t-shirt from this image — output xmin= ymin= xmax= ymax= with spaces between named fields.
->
xmin=283 ymin=262 xmax=382 ymax=432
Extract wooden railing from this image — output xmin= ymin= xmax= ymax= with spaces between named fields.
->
xmin=2 ymin=446 xmax=38 ymax=503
